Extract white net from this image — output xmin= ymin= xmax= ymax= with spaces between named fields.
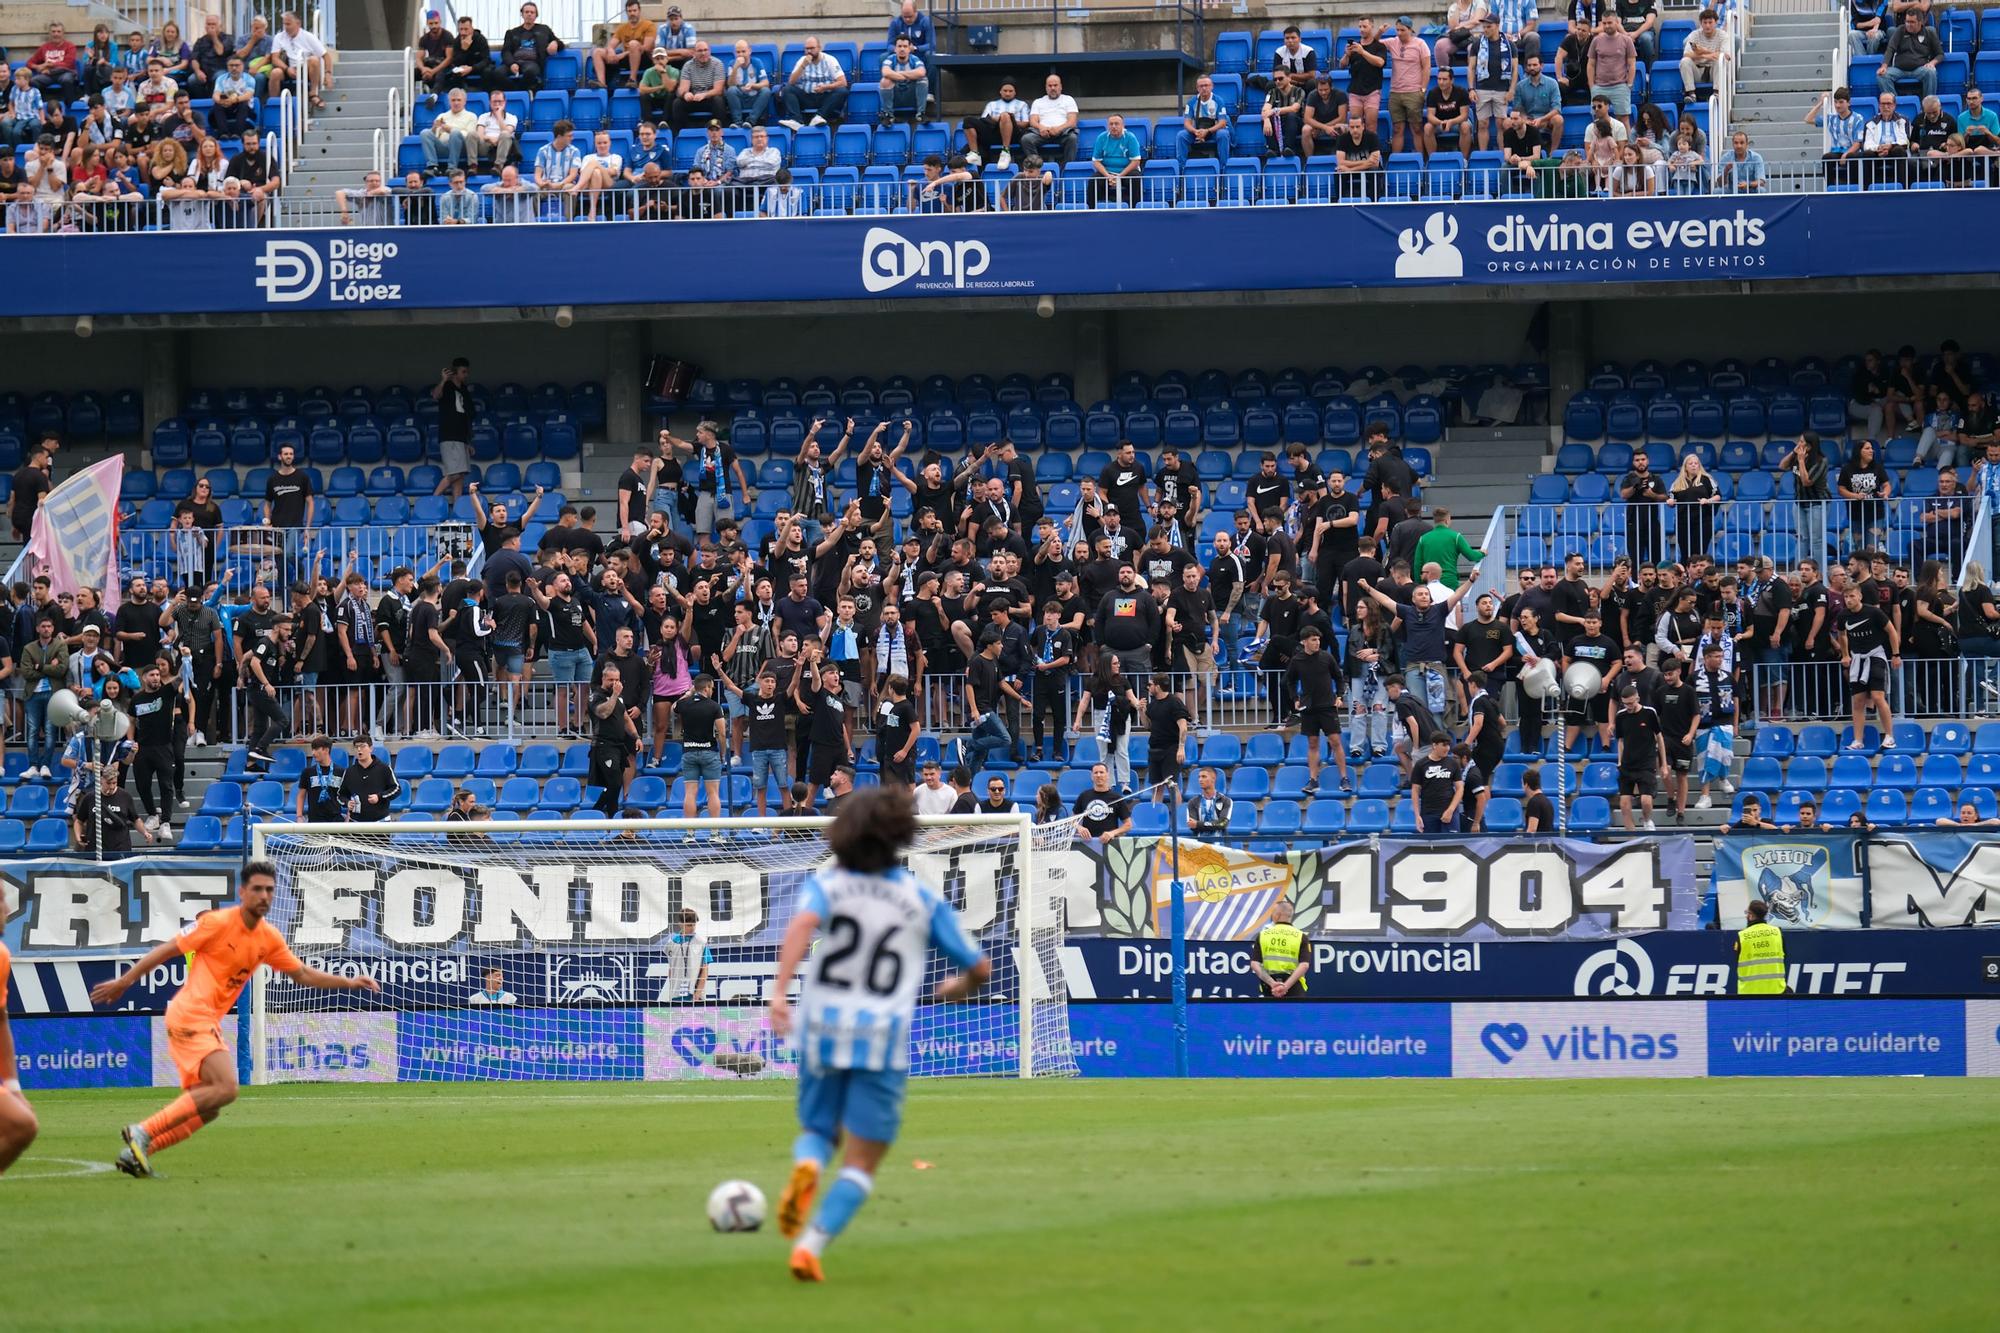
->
xmin=251 ymin=815 xmax=1081 ymax=1084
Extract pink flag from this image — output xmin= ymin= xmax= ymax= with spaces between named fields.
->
xmin=8 ymin=455 xmax=124 ymax=613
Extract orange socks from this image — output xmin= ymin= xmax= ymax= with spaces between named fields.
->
xmin=141 ymin=1093 xmax=199 ymax=1139
xmin=148 ymin=1118 xmax=204 ymax=1153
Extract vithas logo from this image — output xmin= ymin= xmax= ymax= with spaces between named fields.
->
xmin=255 ymin=238 xmax=323 ymax=303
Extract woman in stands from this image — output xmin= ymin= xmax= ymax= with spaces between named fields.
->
xmin=173 ymin=477 xmax=224 ymax=582
xmin=1668 ymin=453 xmax=1719 ymax=565
xmin=1074 ymin=654 xmax=1141 ymax=796
xmin=1344 ymin=594 xmax=1397 ymax=761
xmin=147 ymin=21 xmax=193 ymax=84
xmin=1512 ymin=606 xmax=1556 ymax=759
xmin=646 ymin=613 xmax=694 ymax=771
xmin=1838 ymin=438 xmax=1893 ymax=550
xmin=1908 ymin=559 xmax=1959 ymax=715
xmin=1611 ymin=142 xmax=1654 ymax=196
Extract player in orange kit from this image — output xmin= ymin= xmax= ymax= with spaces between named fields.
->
xmin=0 ymin=925 xmax=40 ymax=1175
xmin=88 ymin=859 xmax=378 ymax=1177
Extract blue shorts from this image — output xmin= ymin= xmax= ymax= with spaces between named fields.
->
xmin=494 ymin=644 xmax=525 ymax=674
xmin=682 ymin=747 xmax=722 ymax=782
xmin=550 ymin=647 xmax=592 ymax=683
xmin=750 ymin=747 xmax=787 ymax=791
xmin=797 ymin=1065 xmax=908 ymax=1144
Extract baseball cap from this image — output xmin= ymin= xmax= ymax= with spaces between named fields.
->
xmin=425 ymin=9 xmax=442 ymax=19
xmin=666 ymin=4 xmax=682 ymax=13
xmin=1397 ymin=14 xmax=1416 ymax=27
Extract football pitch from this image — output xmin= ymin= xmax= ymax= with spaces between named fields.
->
xmin=9 ymin=1079 xmax=1996 ymax=1331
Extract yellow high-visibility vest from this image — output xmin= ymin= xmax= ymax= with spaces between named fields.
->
xmin=1736 ymin=921 xmax=1786 ymax=995
xmin=1258 ymin=922 xmax=1306 ymax=992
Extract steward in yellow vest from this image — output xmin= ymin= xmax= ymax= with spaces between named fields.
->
xmin=1254 ymin=899 xmax=1309 ymax=998
xmin=1735 ymin=899 xmax=1788 ymax=995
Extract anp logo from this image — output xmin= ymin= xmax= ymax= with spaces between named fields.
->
xmin=1393 ymin=212 xmax=1463 ymax=280
xmin=1573 ymin=937 xmax=1656 ymax=996
xmin=861 ymin=226 xmax=991 ymax=292
xmin=255 ymin=238 xmax=323 ymax=303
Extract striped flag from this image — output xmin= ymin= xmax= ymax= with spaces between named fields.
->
xmin=5 ymin=455 xmax=124 ymax=613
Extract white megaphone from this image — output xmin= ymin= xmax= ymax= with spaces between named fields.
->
xmin=1520 ymin=659 xmax=1559 ymax=700
xmin=46 ymin=688 xmax=90 ymax=731
xmin=1562 ymin=661 xmax=1605 ymax=702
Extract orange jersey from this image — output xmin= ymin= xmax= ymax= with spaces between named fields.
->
xmin=167 ymin=908 xmax=301 ymax=1029
xmin=0 ymin=940 xmax=9 ymax=1009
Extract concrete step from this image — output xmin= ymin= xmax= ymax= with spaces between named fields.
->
xmin=1748 ymin=32 xmax=1842 ymax=52
xmin=1732 ymin=89 xmax=1821 ymax=113
xmin=1748 ymin=16 xmax=1841 ymax=34
xmin=1740 ymin=58 xmax=1832 ymax=79
xmin=1737 ymin=81 xmax=1830 ymax=96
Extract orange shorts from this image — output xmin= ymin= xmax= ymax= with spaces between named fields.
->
xmin=166 ymin=1023 xmax=228 ymax=1090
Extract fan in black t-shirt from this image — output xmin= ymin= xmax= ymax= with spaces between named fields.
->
xmin=1611 ymin=688 xmax=1667 ymax=831
xmin=1070 ymin=766 xmax=1133 ymax=840
xmin=1410 ymin=734 xmax=1464 ymax=834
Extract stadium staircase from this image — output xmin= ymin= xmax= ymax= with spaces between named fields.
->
xmin=1411 ymin=426 xmax=1546 ymax=538
xmin=288 ymin=49 xmax=409 ymax=204
xmin=1729 ymin=8 xmax=1841 ymax=193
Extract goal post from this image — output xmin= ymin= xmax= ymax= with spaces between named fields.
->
xmin=247 ymin=813 xmax=1079 ymax=1087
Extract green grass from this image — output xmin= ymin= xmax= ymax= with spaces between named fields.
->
xmin=7 ymin=1080 xmax=1998 ymax=1331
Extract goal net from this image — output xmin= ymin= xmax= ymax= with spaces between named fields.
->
xmin=249 ymin=814 xmax=1081 ymax=1085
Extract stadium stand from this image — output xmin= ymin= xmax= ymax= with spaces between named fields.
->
xmin=1 ymin=327 xmax=1996 ymax=852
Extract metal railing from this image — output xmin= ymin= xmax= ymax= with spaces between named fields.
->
xmin=1499 ymin=495 xmax=1989 ymax=587
xmin=120 ymin=522 xmax=474 ymax=586
xmin=230 ymin=678 xmax=590 ymax=745
xmin=1749 ymin=656 xmax=2000 ymax=722
xmin=41 ymin=155 xmax=1951 ymax=237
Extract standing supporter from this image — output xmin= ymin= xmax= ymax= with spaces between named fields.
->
xmin=432 ymin=356 xmax=473 ymax=500
xmin=1410 ymin=732 xmax=1465 ymax=833
xmin=1341 ymin=18 xmax=1388 ymax=126
xmin=589 ymin=662 xmax=640 ymax=813
xmin=1834 ymin=581 xmax=1898 ymax=749
xmin=1586 ymin=13 xmax=1636 ymax=124
xmin=338 ymin=737 xmax=399 ymax=821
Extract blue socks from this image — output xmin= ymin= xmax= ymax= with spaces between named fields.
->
xmin=800 ymin=1166 xmax=873 ymax=1257
xmin=792 ymin=1131 xmax=835 ymax=1171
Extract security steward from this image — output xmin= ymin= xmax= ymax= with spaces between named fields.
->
xmin=1252 ymin=899 xmax=1309 ymax=999
xmin=1734 ymin=899 xmax=1788 ymax=995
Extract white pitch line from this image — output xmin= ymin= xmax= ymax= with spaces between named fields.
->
xmin=7 ymin=1156 xmax=116 ymax=1180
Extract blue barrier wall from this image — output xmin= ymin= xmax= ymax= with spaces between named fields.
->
xmin=18 ymin=1000 xmax=2000 ymax=1084
xmin=1 ymin=193 xmax=1988 ymax=318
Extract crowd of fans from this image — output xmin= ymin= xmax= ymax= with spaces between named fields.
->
xmin=0 ymin=14 xmax=324 ymax=233
xmin=9 ymin=340 xmax=2000 ymax=840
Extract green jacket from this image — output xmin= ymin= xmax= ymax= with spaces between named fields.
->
xmin=19 ymin=637 xmax=68 ymax=691
xmin=1412 ymin=526 xmax=1486 ymax=589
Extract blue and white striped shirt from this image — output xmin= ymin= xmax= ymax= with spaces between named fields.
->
xmin=791 ymin=53 xmax=843 ymax=92
xmin=534 ymin=140 xmax=580 ymax=185
xmin=1819 ymin=107 xmax=1865 ymax=152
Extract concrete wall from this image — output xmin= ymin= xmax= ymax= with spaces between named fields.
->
xmin=0 ymin=286 xmax=1975 ymax=405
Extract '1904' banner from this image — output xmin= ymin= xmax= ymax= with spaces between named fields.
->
xmin=1098 ymin=836 xmax=1697 ymax=942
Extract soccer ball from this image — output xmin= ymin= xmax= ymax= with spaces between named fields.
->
xmin=707 ymin=1180 xmax=767 ymax=1232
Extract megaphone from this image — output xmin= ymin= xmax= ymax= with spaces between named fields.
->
xmin=46 ymin=688 xmax=90 ymax=731
xmin=89 ymin=705 xmax=131 ymax=742
xmin=1562 ymin=662 xmax=1605 ymax=702
xmin=1520 ymin=659 xmax=1559 ymax=701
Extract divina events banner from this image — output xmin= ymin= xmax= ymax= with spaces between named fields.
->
xmin=0 ymin=192 xmax=1992 ymax=317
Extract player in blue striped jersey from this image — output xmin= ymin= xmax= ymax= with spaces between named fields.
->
xmin=767 ymin=787 xmax=990 ymax=1282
